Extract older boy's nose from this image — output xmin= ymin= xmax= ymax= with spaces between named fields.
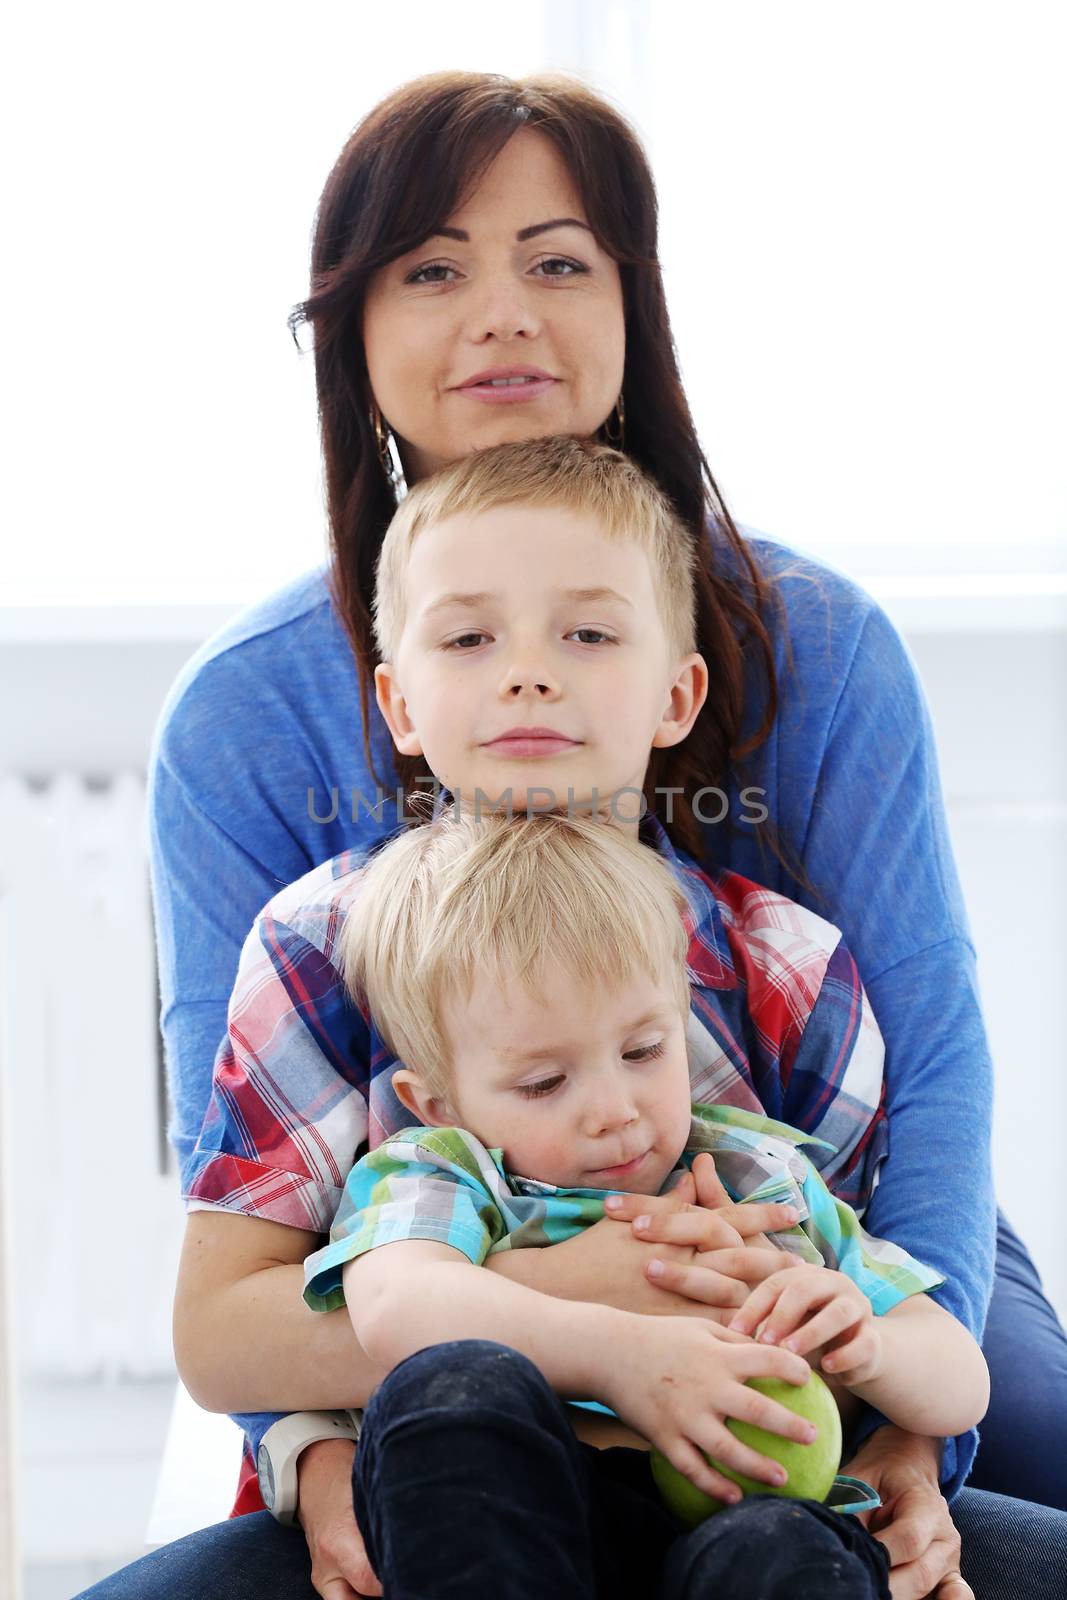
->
xmin=499 ymin=654 xmax=561 ymax=698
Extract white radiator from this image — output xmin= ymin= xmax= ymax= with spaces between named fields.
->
xmin=0 ymin=774 xmax=181 ymax=1381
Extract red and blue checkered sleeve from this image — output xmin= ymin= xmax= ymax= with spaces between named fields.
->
xmin=182 ymin=891 xmax=372 ymax=1234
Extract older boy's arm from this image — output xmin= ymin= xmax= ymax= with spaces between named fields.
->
xmin=346 ymin=1238 xmax=620 ymax=1397
xmin=847 ymin=1295 xmax=989 ymax=1439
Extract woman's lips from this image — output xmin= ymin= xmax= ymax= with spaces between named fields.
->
xmin=455 ymin=376 xmax=558 ymax=404
xmin=483 ymin=735 xmax=580 ymax=758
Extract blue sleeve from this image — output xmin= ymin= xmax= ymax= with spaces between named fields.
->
xmin=714 ymin=561 xmax=995 ymax=1498
xmin=149 ymin=681 xmax=317 ymax=1180
xmin=807 ymin=610 xmax=994 ymax=1497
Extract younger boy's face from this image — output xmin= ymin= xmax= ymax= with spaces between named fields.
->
xmin=374 ymin=503 xmax=707 ymax=831
xmin=393 ymin=964 xmax=694 ymax=1193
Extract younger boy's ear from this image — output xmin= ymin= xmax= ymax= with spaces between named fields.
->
xmin=651 ymin=654 xmax=709 ymax=750
xmin=374 ymin=663 xmax=425 ymax=758
xmin=391 ymin=1068 xmax=456 ymax=1127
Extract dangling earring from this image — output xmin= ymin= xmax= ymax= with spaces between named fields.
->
xmin=370 ymin=401 xmax=408 ymax=502
xmin=601 ymin=391 xmax=625 ymax=451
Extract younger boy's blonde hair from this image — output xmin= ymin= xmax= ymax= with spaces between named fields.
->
xmin=372 ymin=433 xmax=698 ymax=666
xmin=342 ymin=806 xmax=694 ymax=1100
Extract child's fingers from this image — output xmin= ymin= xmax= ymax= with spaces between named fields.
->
xmin=752 ymin=1270 xmax=833 ymax=1344
xmin=781 ymin=1298 xmax=867 ymax=1356
xmin=634 ymin=1209 xmax=744 ymax=1250
xmin=694 ymin=1246 xmax=804 ymax=1288
xmin=660 ymin=1437 xmax=744 ymax=1507
xmin=727 ymin=1381 xmax=821 ymax=1447
xmin=644 ymin=1257 xmax=751 ymax=1309
xmin=602 ymin=1182 xmax=692 ymax=1222
xmin=691 ymin=1151 xmax=731 ymax=1210
xmin=729 ymin=1201 xmax=802 ymax=1241
xmin=726 ymin=1340 xmax=812 ymax=1390
xmin=691 ymin=1415 xmax=791 ymax=1490
xmin=820 ymin=1328 xmax=879 ymax=1375
xmin=726 ymin=1273 xmax=792 ymax=1335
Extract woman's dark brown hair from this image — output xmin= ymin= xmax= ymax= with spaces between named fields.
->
xmin=289 ymin=70 xmax=791 ymax=864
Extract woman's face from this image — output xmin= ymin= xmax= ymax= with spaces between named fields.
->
xmin=362 ymin=129 xmax=626 ymax=483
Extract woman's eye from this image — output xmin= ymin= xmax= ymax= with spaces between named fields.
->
xmin=534 ymin=256 xmax=587 ymax=278
xmin=518 ymin=1076 xmax=563 ymax=1099
xmin=623 ymin=1041 xmax=666 ymax=1063
xmin=405 ymin=261 xmax=457 ymax=285
xmin=568 ymin=628 xmax=615 ymax=646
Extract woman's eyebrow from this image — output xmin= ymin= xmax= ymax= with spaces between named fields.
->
xmin=428 ymin=217 xmax=594 ymax=244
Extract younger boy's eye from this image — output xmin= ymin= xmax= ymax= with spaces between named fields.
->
xmin=623 ymin=1041 xmax=666 ymax=1063
xmin=517 ymin=1076 xmax=563 ymax=1099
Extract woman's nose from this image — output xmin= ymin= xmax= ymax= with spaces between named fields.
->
xmin=467 ymin=272 xmax=542 ymax=343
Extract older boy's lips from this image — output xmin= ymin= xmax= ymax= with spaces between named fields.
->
xmin=482 ymin=729 xmax=582 ymax=758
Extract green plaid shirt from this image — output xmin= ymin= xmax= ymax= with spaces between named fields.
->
xmin=305 ymin=1101 xmax=943 ymax=1321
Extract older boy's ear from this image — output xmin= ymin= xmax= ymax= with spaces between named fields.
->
xmin=391 ymin=1068 xmax=455 ymax=1126
xmin=651 ymin=654 xmax=709 ymax=750
xmin=374 ymin=663 xmax=425 ymax=758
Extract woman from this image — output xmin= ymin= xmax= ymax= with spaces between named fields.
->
xmin=82 ymin=72 xmax=1067 ymax=1599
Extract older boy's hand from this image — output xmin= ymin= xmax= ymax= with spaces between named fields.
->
xmin=298 ymin=1437 xmax=382 ymax=1598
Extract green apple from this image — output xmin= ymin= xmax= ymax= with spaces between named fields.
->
xmin=650 ymin=1372 xmax=843 ymax=1527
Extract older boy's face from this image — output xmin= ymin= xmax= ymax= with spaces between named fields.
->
xmin=374 ymin=504 xmax=707 ymax=831
xmin=429 ymin=964 xmax=694 ymax=1193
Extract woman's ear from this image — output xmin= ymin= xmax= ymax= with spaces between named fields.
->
xmin=374 ymin=662 xmax=425 ymax=757
xmin=651 ymin=653 xmax=709 ymax=750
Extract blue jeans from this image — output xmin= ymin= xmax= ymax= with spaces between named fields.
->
xmin=350 ymin=1339 xmax=892 ymax=1597
xmin=76 ymin=1212 xmax=1067 ymax=1598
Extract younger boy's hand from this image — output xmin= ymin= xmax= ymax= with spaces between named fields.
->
xmin=729 ymin=1262 xmax=884 ymax=1386
xmin=603 ymin=1155 xmax=803 ymax=1309
xmin=601 ymin=1313 xmax=816 ymax=1504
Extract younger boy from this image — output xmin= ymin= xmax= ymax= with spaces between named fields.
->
xmin=302 ymin=805 xmax=987 ymax=1595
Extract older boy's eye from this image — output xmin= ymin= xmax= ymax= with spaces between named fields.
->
xmin=568 ymin=628 xmax=615 ymax=646
xmin=517 ymin=1076 xmax=563 ymax=1099
xmin=443 ymin=632 xmax=489 ymax=650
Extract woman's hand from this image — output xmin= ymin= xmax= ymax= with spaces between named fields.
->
xmin=297 ymin=1437 xmax=382 ymax=1599
xmin=601 ymin=1153 xmax=803 ymax=1313
xmin=728 ymin=1262 xmax=884 ymax=1385
xmin=846 ymin=1427 xmax=973 ymax=1600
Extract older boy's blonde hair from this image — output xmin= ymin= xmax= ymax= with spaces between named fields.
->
xmin=372 ymin=433 xmax=698 ymax=666
xmin=343 ymin=806 xmax=694 ymax=1099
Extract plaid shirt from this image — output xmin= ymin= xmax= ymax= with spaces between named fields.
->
xmin=303 ymin=1102 xmax=941 ymax=1424
xmin=304 ymin=1102 xmax=942 ymax=1316
xmin=184 ymin=815 xmax=889 ymax=1228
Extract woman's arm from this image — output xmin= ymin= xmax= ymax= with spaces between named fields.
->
xmin=725 ymin=568 xmax=996 ymax=1494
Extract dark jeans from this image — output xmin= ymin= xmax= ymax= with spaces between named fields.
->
xmin=352 ymin=1339 xmax=891 ymax=1598
xmin=968 ymin=1212 xmax=1067 ymax=1509
xmin=76 ymin=1211 xmax=1067 ymax=1598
